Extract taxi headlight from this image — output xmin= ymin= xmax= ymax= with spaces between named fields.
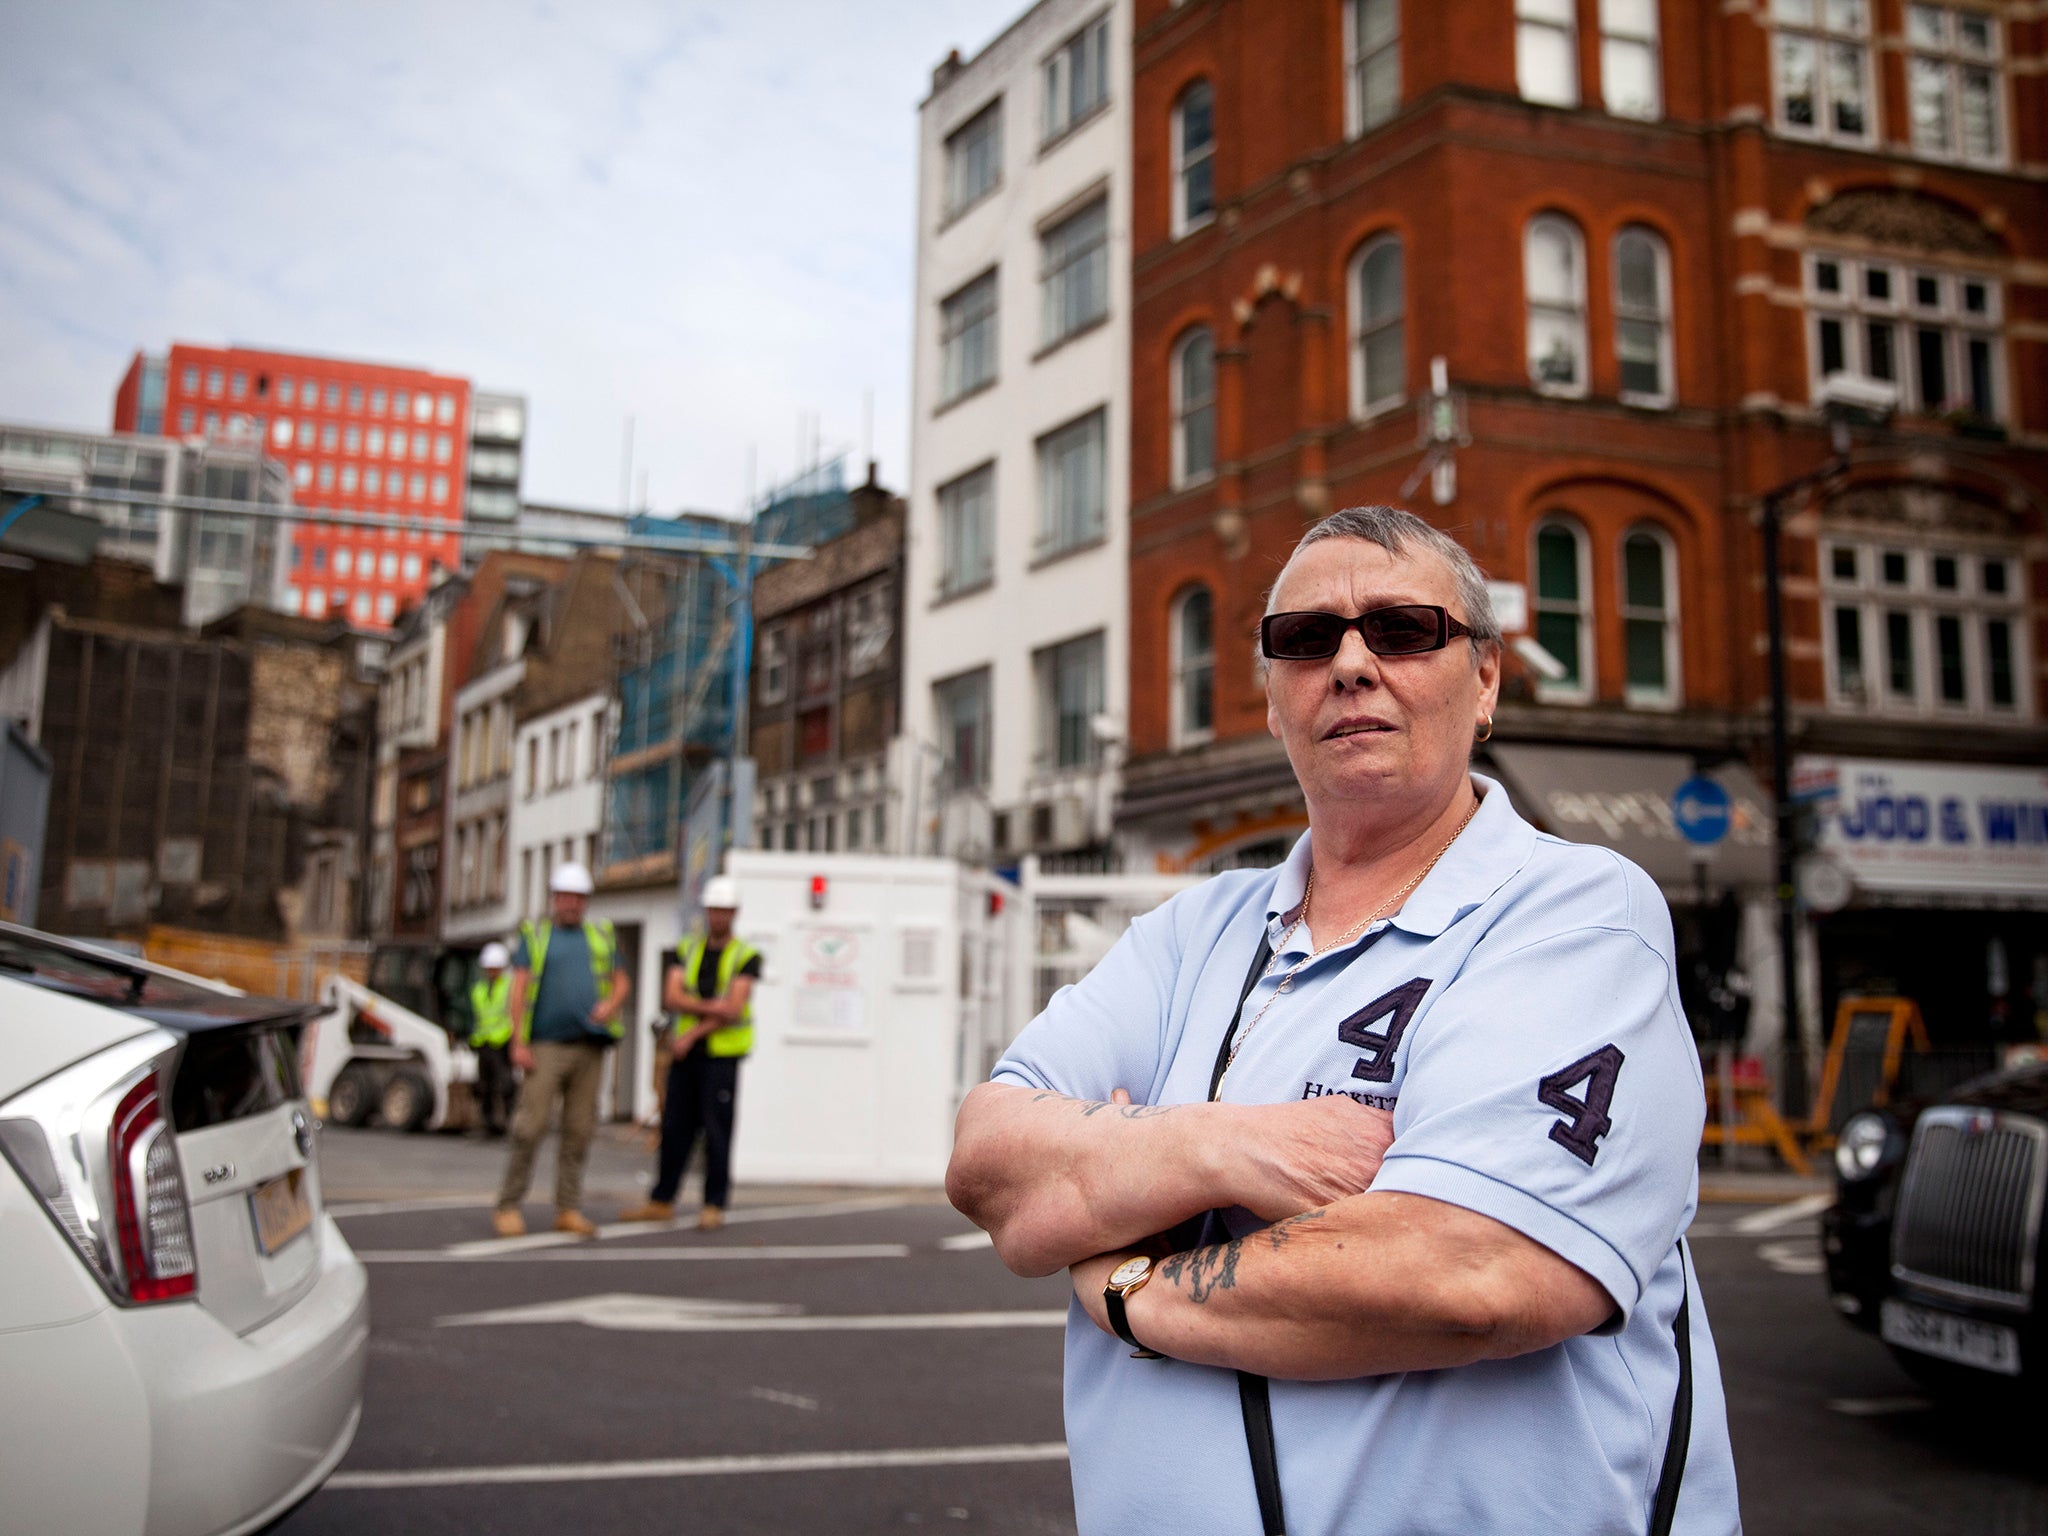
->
xmin=1834 ymin=1112 xmax=1892 ymax=1182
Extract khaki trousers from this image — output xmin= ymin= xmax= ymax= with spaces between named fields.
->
xmin=496 ymin=1040 xmax=607 ymax=1214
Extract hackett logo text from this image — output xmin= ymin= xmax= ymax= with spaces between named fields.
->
xmin=1302 ymin=1080 xmax=1396 ymax=1111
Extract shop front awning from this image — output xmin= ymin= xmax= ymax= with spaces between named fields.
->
xmin=1486 ymin=743 xmax=1774 ymax=895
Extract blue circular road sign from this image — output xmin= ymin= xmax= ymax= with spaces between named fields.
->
xmin=1672 ymin=775 xmax=1732 ymax=847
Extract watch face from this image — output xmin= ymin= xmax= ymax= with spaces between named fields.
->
xmin=1108 ymin=1256 xmax=1152 ymax=1289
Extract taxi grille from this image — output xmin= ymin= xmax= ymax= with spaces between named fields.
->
xmin=1890 ymin=1107 xmax=2045 ymax=1311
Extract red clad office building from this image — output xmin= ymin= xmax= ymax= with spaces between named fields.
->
xmin=1120 ymin=1 xmax=2047 ymax=1056
xmin=116 ymin=344 xmax=472 ymax=629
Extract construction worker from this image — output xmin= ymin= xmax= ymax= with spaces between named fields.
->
xmin=620 ymin=875 xmax=760 ymax=1231
xmin=492 ymin=862 xmax=630 ymax=1238
xmin=469 ymin=942 xmax=516 ymax=1137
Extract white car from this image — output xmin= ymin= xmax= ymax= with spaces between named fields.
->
xmin=0 ymin=924 xmax=368 ymax=1536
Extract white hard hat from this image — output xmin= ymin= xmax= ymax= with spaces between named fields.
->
xmin=549 ymin=861 xmax=595 ymax=895
xmin=480 ymin=942 xmax=511 ymax=969
xmin=701 ymin=875 xmax=740 ymax=910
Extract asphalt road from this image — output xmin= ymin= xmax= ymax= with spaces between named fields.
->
xmin=276 ymin=1130 xmax=2048 ymax=1535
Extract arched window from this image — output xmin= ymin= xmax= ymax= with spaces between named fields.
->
xmin=1170 ymin=586 xmax=1215 ymax=747
xmin=1350 ymin=234 xmax=1405 ymax=416
xmin=1172 ymin=80 xmax=1216 ymax=236
xmin=1532 ymin=518 xmax=1592 ymax=701
xmin=1525 ymin=215 xmax=1587 ymax=396
xmin=1172 ymin=328 xmax=1217 ymax=487
xmin=1613 ymin=226 xmax=1673 ymax=405
xmin=1620 ymin=525 xmax=1679 ymax=707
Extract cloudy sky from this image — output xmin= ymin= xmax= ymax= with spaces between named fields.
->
xmin=0 ymin=0 xmax=1021 ymax=515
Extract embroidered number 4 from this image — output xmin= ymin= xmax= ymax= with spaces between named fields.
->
xmin=1337 ymin=978 xmax=1432 ymax=1084
xmin=1537 ymin=1044 xmax=1626 ymax=1166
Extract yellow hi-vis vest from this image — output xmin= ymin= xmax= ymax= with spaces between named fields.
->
xmin=673 ymin=933 xmax=759 ymax=1059
xmin=469 ymin=972 xmax=513 ymax=1048
xmin=518 ymin=918 xmax=621 ymax=1039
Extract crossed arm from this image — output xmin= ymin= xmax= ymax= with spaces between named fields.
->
xmin=946 ymin=1081 xmax=1613 ymax=1380
xmin=663 ymin=970 xmax=755 ymax=1055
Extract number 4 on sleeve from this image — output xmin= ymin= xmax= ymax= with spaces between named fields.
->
xmin=1537 ymin=1045 xmax=1625 ymax=1167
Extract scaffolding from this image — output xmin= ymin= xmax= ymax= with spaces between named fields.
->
xmin=599 ymin=457 xmax=859 ymax=881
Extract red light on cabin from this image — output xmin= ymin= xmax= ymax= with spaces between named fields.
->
xmin=809 ymin=875 xmax=828 ymax=910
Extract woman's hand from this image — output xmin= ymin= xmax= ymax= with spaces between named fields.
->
xmin=1224 ymin=1095 xmax=1397 ymax=1221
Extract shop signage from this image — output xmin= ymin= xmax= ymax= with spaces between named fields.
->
xmin=1798 ymin=757 xmax=2048 ymax=899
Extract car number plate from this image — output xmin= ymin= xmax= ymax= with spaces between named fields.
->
xmin=249 ymin=1169 xmax=313 ymax=1256
xmin=1880 ymin=1299 xmax=2020 ymax=1377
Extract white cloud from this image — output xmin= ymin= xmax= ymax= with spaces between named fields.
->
xmin=0 ymin=0 xmax=1021 ymax=512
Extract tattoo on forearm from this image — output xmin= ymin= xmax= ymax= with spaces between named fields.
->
xmin=1156 ymin=1209 xmax=1325 ymax=1305
xmin=1027 ymin=1091 xmax=1177 ymax=1120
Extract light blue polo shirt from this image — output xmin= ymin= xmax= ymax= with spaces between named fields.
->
xmin=993 ymin=777 xmax=1740 ymax=1536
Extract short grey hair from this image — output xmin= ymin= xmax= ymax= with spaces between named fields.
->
xmin=1258 ymin=505 xmax=1501 ymax=674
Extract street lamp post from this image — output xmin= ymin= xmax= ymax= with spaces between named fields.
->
xmin=1759 ymin=484 xmax=1809 ymax=1118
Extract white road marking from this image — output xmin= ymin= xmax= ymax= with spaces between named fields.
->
xmin=436 ymin=1291 xmax=1067 ymax=1334
xmin=748 ymin=1387 xmax=820 ymax=1412
xmin=326 ymin=1442 xmax=1071 ymax=1492
xmin=360 ymin=1243 xmax=912 ymax=1264
xmin=1731 ymin=1193 xmax=1831 ymax=1234
xmin=1756 ymin=1239 xmax=1826 ymax=1276
xmin=938 ymin=1230 xmax=995 ymax=1251
xmin=437 ymin=1196 xmax=920 ymax=1258
xmin=1827 ymin=1395 xmax=1932 ymax=1418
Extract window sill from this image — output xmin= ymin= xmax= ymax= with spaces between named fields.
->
xmin=1349 ymin=394 xmax=1407 ymax=426
xmin=933 ymin=378 xmax=999 ymax=419
xmin=1172 ymin=212 xmax=1216 ymax=241
xmin=1530 ymin=379 xmax=1589 ymax=401
xmin=930 ymin=578 xmax=994 ymax=610
xmin=936 ymin=182 xmax=1002 ymax=236
xmin=1039 ymin=101 xmax=1111 ymax=158
xmin=1032 ymin=312 xmax=1110 ymax=364
xmin=1618 ymin=392 xmax=1673 ymax=412
xmin=1029 ymin=532 xmax=1109 ymax=572
xmin=1170 ymin=468 xmax=1216 ymax=494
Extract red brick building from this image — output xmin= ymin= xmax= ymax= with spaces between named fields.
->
xmin=1120 ymin=0 xmax=2047 ymax=1055
xmin=116 ymin=344 xmax=472 ymax=628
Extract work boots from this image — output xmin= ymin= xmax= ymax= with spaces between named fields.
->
xmin=696 ymin=1205 xmax=725 ymax=1231
xmin=491 ymin=1207 xmax=526 ymax=1238
xmin=554 ymin=1210 xmax=598 ymax=1237
xmin=616 ymin=1200 xmax=675 ymax=1224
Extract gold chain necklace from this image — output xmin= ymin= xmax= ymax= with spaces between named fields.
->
xmin=1216 ymin=796 xmax=1481 ymax=1090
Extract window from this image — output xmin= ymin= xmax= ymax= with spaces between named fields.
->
xmin=344 ymin=425 xmax=360 ymax=452
xmin=389 ymin=430 xmax=406 ymax=459
xmin=590 ymin=709 xmax=606 ymax=776
xmin=1350 ymin=235 xmax=1405 ymax=416
xmin=335 ymin=547 xmax=353 ymax=577
xmin=297 ymin=419 xmax=316 ymax=448
xmin=1172 ymin=329 xmax=1217 ymax=486
xmin=341 ymin=466 xmax=358 ymax=492
xmin=1043 ymin=13 xmax=1110 ymax=142
xmin=206 ymin=368 xmax=225 ymax=398
xmin=1906 ymin=6 xmax=2002 ymax=163
xmin=944 ymin=99 xmax=1003 ymax=218
xmin=409 ymin=473 xmax=426 ymax=500
xmin=381 ymin=552 xmax=398 ymax=579
xmin=325 ymin=382 xmax=341 ymax=409
xmin=1036 ymin=631 xmax=1106 ymax=771
xmin=413 ymin=430 xmax=429 ymax=457
xmin=317 ymin=463 xmax=335 ymax=490
xmin=366 ymin=427 xmax=384 ymax=456
xmin=438 ymin=393 xmax=457 ymax=424
xmin=348 ymin=385 xmax=363 ymax=412
xmin=292 ymin=462 xmax=311 ymax=488
xmin=1171 ymin=587 xmax=1215 ymax=747
xmin=403 ymin=553 xmax=421 ymax=580
xmin=1614 ymin=227 xmax=1672 ymax=404
xmin=939 ymin=269 xmax=999 ymax=403
xmin=1525 ymin=216 xmax=1587 ymax=395
xmin=1620 ymin=527 xmax=1679 ymax=706
xmin=181 ymin=366 xmax=199 ymax=392
xmin=311 ymin=545 xmax=327 ymax=572
xmin=937 ymin=463 xmax=995 ymax=597
xmin=1345 ymin=0 xmax=1400 ymax=133
xmin=1600 ymin=0 xmax=1660 ymax=118
xmin=1823 ymin=535 xmax=2028 ymax=716
xmin=1806 ymin=255 xmax=2001 ymax=419
xmin=1532 ymin=519 xmax=1592 ymax=701
xmin=759 ymin=626 xmax=789 ymax=705
xmin=365 ymin=468 xmax=381 ymax=495
xmin=1041 ymin=197 xmax=1109 ymax=346
xmin=934 ymin=667 xmax=992 ymax=790
xmin=229 ymin=371 xmax=246 ymax=399
xmin=435 ymin=433 xmax=452 ymax=462
xmin=1036 ymin=408 xmax=1107 ymax=559
xmin=353 ymin=594 xmax=371 ymax=622
xmin=1517 ymin=0 xmax=1579 ymax=106
xmin=370 ymin=388 xmax=386 ymax=414
xmin=177 ymin=407 xmax=195 ymax=433
xmin=393 ymin=390 xmax=410 ymax=418
xmin=432 ymin=474 xmax=449 ymax=503
xmin=1770 ymin=0 xmax=1872 ymax=143
xmin=377 ymin=593 xmax=396 ymax=623
xmin=1172 ymin=81 xmax=1216 ymax=235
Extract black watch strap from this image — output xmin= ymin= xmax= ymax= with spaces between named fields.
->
xmin=1105 ymin=1281 xmax=1164 ymax=1359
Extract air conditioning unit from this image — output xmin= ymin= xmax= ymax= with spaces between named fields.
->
xmin=1050 ymin=794 xmax=1091 ymax=849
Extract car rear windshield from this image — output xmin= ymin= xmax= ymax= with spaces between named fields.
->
xmin=173 ymin=1024 xmax=304 ymax=1132
xmin=0 ymin=930 xmax=224 ymax=1013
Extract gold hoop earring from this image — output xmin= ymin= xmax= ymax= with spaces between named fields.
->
xmin=1475 ymin=714 xmax=1493 ymax=744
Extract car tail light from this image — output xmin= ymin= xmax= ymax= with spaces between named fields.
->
xmin=0 ymin=1031 xmax=198 ymax=1306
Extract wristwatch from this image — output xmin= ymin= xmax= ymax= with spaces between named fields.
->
xmin=1104 ymin=1255 xmax=1165 ymax=1359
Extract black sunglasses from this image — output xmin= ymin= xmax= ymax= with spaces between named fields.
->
xmin=1260 ymin=605 xmax=1474 ymax=660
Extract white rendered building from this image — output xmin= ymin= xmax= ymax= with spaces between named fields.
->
xmin=509 ymin=690 xmax=609 ymax=927
xmin=902 ymin=0 xmax=1131 ymax=864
